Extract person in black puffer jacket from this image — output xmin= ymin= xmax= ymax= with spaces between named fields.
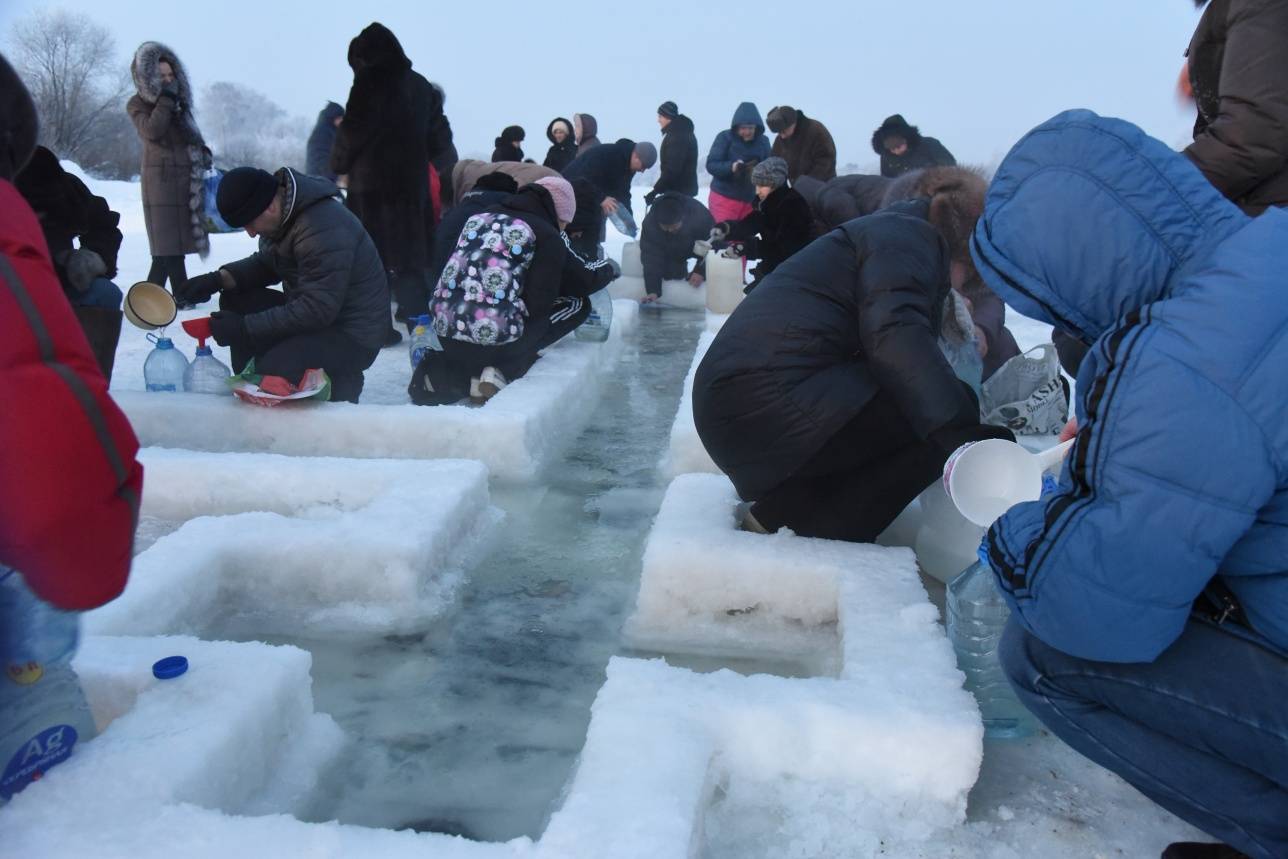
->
xmin=305 ymin=101 xmax=344 ymax=180
xmin=871 ymin=114 xmax=956 ymax=178
xmin=645 ymin=101 xmax=699 ymax=205
xmin=331 ymin=23 xmax=454 ymax=326
xmin=543 ymin=117 xmax=578 ymax=172
xmin=177 ymin=166 xmax=389 ymax=403
xmin=491 ymin=125 xmax=525 ymax=163
xmin=710 ymin=157 xmax=814 ymax=292
xmin=693 ymin=167 xmax=1013 ymax=542
xmin=639 ymin=193 xmax=714 ymax=302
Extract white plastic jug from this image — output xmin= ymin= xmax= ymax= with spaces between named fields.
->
xmin=943 ymin=438 xmax=1075 ymax=527
xmin=705 ymin=251 xmax=744 ymax=314
xmin=620 ymin=242 xmax=644 ymax=278
xmin=913 ymin=480 xmax=986 ymax=584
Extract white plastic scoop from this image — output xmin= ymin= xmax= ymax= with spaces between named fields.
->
xmin=943 ymin=438 xmax=1075 ymax=527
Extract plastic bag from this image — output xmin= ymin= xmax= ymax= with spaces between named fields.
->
xmin=227 ymin=359 xmax=331 ymax=407
xmin=980 ymin=343 xmax=1069 ymax=435
xmin=202 ymin=169 xmax=239 ymax=234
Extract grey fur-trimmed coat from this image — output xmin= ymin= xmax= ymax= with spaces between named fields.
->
xmin=127 ymin=41 xmax=209 ymax=258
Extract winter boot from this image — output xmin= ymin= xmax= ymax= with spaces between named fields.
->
xmin=475 ymin=366 xmax=507 ymax=402
xmin=1161 ymin=843 xmax=1251 ymax=859
xmin=735 ymin=501 xmax=770 ymax=535
xmin=72 ymin=307 xmax=123 ymax=386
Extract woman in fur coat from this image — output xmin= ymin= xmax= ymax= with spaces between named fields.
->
xmin=127 ymin=41 xmax=210 ymax=299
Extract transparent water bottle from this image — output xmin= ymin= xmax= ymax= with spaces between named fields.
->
xmin=0 ymin=567 xmax=97 ymax=804
xmin=143 ymin=335 xmax=189 ymax=392
xmin=183 ymin=345 xmax=231 ymax=395
xmin=409 ymin=313 xmax=441 ymax=369
xmin=575 ymin=290 xmax=613 ymax=342
xmin=947 ymin=560 xmax=1035 ymax=738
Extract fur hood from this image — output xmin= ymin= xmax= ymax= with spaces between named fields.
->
xmin=871 ymin=114 xmax=924 ymax=156
xmin=131 ymin=41 xmax=195 ymax=107
xmin=880 ymin=165 xmax=987 ymax=265
xmin=348 ymin=23 xmax=412 ymax=76
xmin=547 ymin=117 xmax=573 ymax=145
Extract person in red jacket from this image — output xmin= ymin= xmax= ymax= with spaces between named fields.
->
xmin=0 ymin=54 xmax=142 ymax=611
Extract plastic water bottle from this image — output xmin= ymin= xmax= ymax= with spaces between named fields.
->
xmin=143 ymin=335 xmax=189 ymax=392
xmin=575 ymin=290 xmax=613 ymax=342
xmin=183 ymin=345 xmax=231 ymax=394
xmin=0 ymin=567 xmax=97 ymax=804
xmin=946 ymin=560 xmax=1035 ymax=738
xmin=409 ymin=313 xmax=441 ymax=369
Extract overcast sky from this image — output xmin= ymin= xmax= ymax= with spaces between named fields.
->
xmin=3 ymin=0 xmax=1203 ymax=169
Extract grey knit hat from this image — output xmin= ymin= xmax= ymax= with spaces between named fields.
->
xmin=633 ymin=141 xmax=657 ymax=170
xmin=751 ymin=156 xmax=789 ymax=190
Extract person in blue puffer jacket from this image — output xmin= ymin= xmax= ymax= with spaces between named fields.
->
xmin=704 ymin=102 xmax=771 ymax=225
xmin=974 ymin=110 xmax=1288 ymax=859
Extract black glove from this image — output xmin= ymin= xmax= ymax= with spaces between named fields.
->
xmin=930 ymin=422 xmax=1015 ymax=457
xmin=159 ymin=83 xmax=180 ymax=101
xmin=209 ymin=311 xmax=249 ymax=349
xmin=178 ymin=271 xmax=224 ymax=305
xmin=644 ymin=190 xmax=657 ymax=207
xmin=743 ymin=158 xmax=760 ymax=175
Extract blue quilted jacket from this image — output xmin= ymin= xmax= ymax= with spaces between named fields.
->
xmin=973 ymin=110 xmax=1288 ymax=663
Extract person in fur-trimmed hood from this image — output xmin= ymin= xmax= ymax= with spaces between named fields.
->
xmin=331 ymin=22 xmax=455 ymax=329
xmin=871 ymin=114 xmax=956 ymax=178
xmin=127 ymin=40 xmax=211 ymax=300
xmin=543 ymin=118 xmax=578 ymax=172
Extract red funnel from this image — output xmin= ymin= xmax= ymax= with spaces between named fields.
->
xmin=182 ymin=316 xmax=212 ymax=348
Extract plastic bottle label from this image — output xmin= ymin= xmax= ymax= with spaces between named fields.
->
xmin=146 ymin=383 xmax=179 ymax=392
xmin=1 ymin=724 xmax=78 ymax=800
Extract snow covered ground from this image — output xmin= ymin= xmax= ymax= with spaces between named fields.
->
xmin=0 ymin=169 xmax=1205 ymax=857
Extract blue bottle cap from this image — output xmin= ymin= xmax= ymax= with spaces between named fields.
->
xmin=156 ymin=337 xmax=174 ymax=349
xmin=152 ymin=655 xmax=188 ymax=679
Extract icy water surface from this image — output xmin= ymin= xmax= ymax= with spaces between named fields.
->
xmin=275 ymin=307 xmax=704 ymax=841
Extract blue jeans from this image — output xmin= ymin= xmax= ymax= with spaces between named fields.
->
xmin=999 ymin=618 xmax=1288 ymax=859
xmin=73 ymin=277 xmax=123 ymax=309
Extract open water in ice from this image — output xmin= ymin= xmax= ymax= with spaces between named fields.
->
xmin=268 ymin=307 xmax=705 ymax=841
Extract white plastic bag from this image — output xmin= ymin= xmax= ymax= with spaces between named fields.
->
xmin=980 ymin=343 xmax=1069 ymax=435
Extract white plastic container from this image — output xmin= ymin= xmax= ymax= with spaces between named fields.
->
xmin=183 ymin=347 xmax=231 ymax=395
xmin=143 ymin=335 xmax=190 ymax=393
xmin=943 ymin=438 xmax=1074 ymax=527
xmin=620 ymin=242 xmax=644 ymax=278
xmin=704 ymin=251 xmax=744 ymax=314
xmin=913 ymin=480 xmax=986 ymax=584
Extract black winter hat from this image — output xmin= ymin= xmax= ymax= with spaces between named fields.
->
xmin=0 ymin=54 xmax=38 ymax=181
xmin=474 ymin=172 xmax=520 ymax=194
xmin=657 ymin=101 xmax=679 ymax=120
xmin=217 ymin=167 xmax=278 ymax=228
xmin=766 ymin=106 xmax=798 ymax=134
xmin=500 ymin=125 xmax=525 ymax=144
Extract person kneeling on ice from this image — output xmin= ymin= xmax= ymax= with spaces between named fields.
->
xmin=639 ymin=193 xmax=714 ymax=304
xmin=175 ymin=166 xmax=389 ymax=404
xmin=410 ymin=176 xmax=612 ymax=405
xmin=699 ymin=157 xmax=814 ymax=293
xmin=973 ymin=110 xmax=1288 ymax=859
xmin=692 ymin=165 xmax=1012 ymax=542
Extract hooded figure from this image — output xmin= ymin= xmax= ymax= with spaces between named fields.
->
xmin=693 ymin=155 xmax=1011 ymax=542
xmin=491 ymin=125 xmax=525 ymax=163
xmin=331 ymin=22 xmax=455 ymax=323
xmin=127 ymin=40 xmax=210 ymax=297
xmin=976 ymin=109 xmax=1288 ymax=859
xmin=543 ymin=117 xmax=578 ymax=172
xmin=573 ymin=113 xmax=600 ymax=154
xmin=704 ymin=102 xmax=772 ymax=223
xmin=306 ymin=101 xmax=344 ymax=181
xmin=871 ymin=114 xmax=956 ymax=178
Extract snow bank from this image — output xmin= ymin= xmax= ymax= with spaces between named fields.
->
xmin=111 ymin=301 xmax=639 ymax=483
xmin=659 ymin=330 xmax=721 ymax=479
xmin=86 ymin=452 xmax=497 ymax=638
xmin=608 ymin=275 xmax=707 ymax=309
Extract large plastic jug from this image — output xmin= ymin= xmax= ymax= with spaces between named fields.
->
xmin=620 ymin=242 xmax=643 ymax=278
xmin=705 ymin=251 xmax=744 ymax=314
xmin=913 ymin=479 xmax=986 ymax=584
xmin=143 ymin=335 xmax=189 ymax=392
xmin=409 ymin=314 xmax=441 ymax=369
xmin=0 ymin=567 xmax=97 ymax=804
xmin=575 ymin=290 xmax=613 ymax=342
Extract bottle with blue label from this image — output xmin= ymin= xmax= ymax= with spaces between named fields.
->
xmin=946 ymin=558 xmax=1035 ymax=739
xmin=0 ymin=567 xmax=97 ymax=804
xmin=409 ymin=313 xmax=441 ymax=370
xmin=575 ymin=290 xmax=613 ymax=343
xmin=143 ymin=334 xmax=189 ymax=393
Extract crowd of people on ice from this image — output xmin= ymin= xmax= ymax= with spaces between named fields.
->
xmin=3 ymin=2 xmax=1288 ymax=855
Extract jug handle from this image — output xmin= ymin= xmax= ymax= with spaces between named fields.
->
xmin=1034 ymin=438 xmax=1076 ymax=472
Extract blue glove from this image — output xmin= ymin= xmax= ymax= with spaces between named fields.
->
xmin=1040 ymin=473 xmax=1060 ymax=499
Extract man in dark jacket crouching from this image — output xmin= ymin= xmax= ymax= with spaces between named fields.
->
xmin=693 ymin=167 xmax=1012 ymax=541
xmin=177 ymin=166 xmax=389 ymax=403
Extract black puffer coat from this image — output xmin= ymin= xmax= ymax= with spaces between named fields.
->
xmin=814 ymin=174 xmax=892 ymax=228
xmin=330 ymin=23 xmax=454 ymax=273
xmin=306 ymin=102 xmax=344 ymax=180
xmin=694 ymin=200 xmax=974 ymax=500
xmin=1184 ymin=0 xmax=1288 ymax=213
xmin=544 ymin=118 xmax=578 ymax=172
xmin=562 ymin=138 xmax=637 ymax=212
xmin=650 ymin=114 xmax=699 ymax=199
xmin=640 ymin=194 xmax=714 ymax=296
xmin=722 ymin=184 xmax=815 ymax=288
xmin=871 ymin=115 xmax=956 ymax=178
xmin=221 ymin=169 xmax=390 ymax=350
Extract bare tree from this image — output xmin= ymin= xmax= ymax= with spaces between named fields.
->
xmin=201 ymin=81 xmax=306 ymax=172
xmin=8 ymin=9 xmax=131 ymax=161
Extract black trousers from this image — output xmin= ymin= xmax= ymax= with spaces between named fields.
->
xmin=220 ymin=288 xmax=379 ymax=404
xmin=147 ymin=255 xmax=188 ymax=294
xmin=750 ymin=390 xmax=947 ymax=543
xmin=390 ymin=268 xmax=429 ymax=322
xmin=411 ymin=296 xmax=590 ymax=405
